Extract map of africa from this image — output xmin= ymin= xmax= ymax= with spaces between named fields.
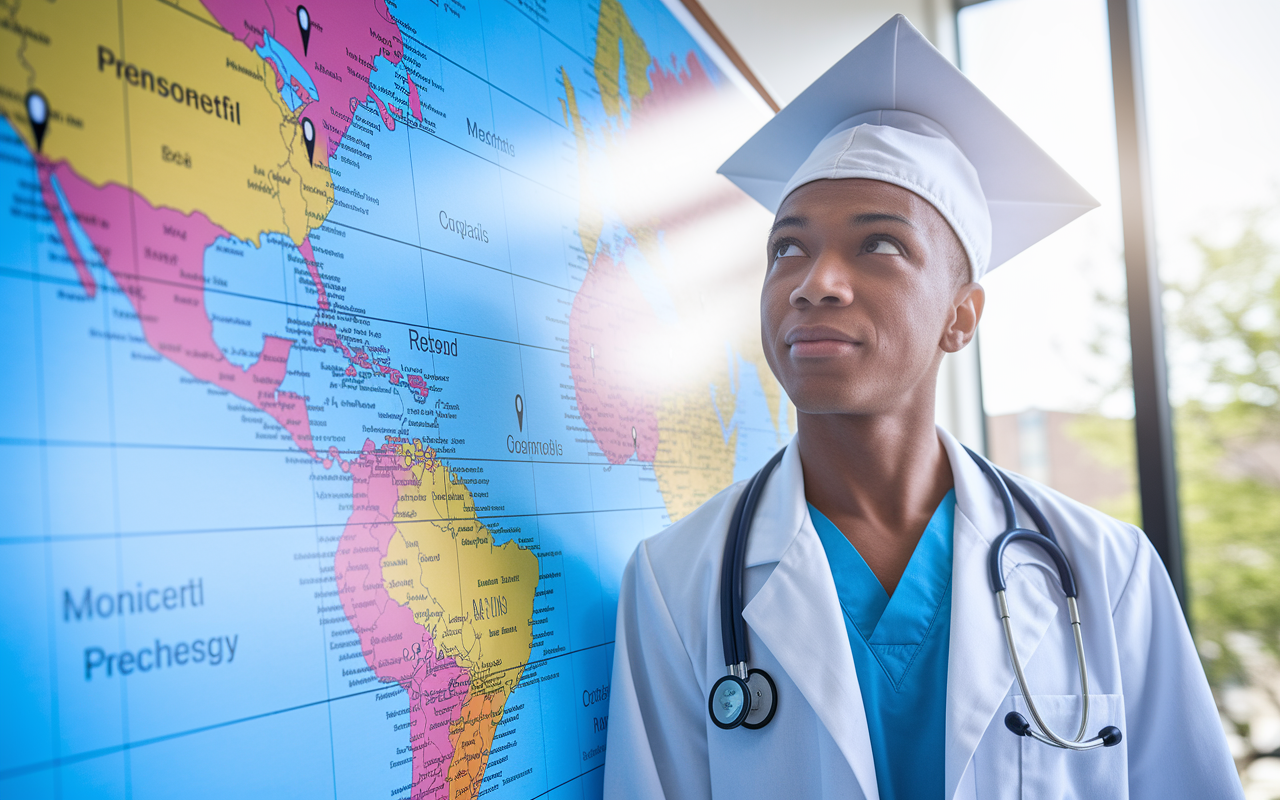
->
xmin=0 ymin=0 xmax=787 ymax=797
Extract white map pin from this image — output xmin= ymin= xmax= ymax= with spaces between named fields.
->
xmin=26 ymin=91 xmax=48 ymax=153
xmin=297 ymin=6 xmax=311 ymax=56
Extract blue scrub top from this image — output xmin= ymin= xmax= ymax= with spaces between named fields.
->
xmin=808 ymin=490 xmax=955 ymax=800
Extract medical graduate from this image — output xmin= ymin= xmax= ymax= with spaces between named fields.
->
xmin=602 ymin=14 xmax=1242 ymax=800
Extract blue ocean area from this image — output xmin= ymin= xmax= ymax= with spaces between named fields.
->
xmin=255 ymin=30 xmax=319 ymax=111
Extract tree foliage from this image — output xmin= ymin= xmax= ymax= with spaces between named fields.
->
xmin=1069 ymin=210 xmax=1280 ymax=776
xmin=1173 ymin=213 xmax=1280 ymax=690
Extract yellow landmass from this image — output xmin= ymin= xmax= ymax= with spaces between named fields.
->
xmin=161 ymin=0 xmax=220 ymax=26
xmin=381 ymin=440 xmax=537 ymax=800
xmin=382 ymin=440 xmax=538 ymax=698
xmin=654 ymin=371 xmax=740 ymax=522
xmin=629 ymin=226 xmax=787 ymax=439
xmin=594 ymin=0 xmax=651 ymax=119
xmin=559 ymin=68 xmax=602 ymax=262
xmin=0 ymin=0 xmax=332 ymax=245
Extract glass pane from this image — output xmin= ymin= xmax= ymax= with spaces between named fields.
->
xmin=958 ymin=0 xmax=1140 ymax=522
xmin=1140 ymin=0 xmax=1280 ymax=791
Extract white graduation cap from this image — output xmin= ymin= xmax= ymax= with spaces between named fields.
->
xmin=717 ymin=14 xmax=1098 ymax=280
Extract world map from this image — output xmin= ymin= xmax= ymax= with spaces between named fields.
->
xmin=0 ymin=0 xmax=787 ymax=797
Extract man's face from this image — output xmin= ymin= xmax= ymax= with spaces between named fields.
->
xmin=761 ymin=178 xmax=982 ymax=416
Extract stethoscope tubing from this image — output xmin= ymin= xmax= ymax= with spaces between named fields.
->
xmin=968 ymin=446 xmax=1120 ymax=750
xmin=712 ymin=444 xmax=1121 ymax=749
xmin=720 ymin=447 xmax=786 ymax=669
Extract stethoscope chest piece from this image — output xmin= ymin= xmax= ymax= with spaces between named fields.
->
xmin=742 ymin=669 xmax=778 ymax=729
xmin=709 ymin=668 xmax=778 ymax=730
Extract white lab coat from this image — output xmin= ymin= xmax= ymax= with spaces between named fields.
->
xmin=603 ymin=427 xmax=1241 ymax=799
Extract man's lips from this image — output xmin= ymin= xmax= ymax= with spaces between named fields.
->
xmin=784 ymin=325 xmax=862 ymax=357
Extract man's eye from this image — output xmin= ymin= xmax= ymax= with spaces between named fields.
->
xmin=774 ymin=243 xmax=805 ymax=260
xmin=865 ymin=238 xmax=903 ymax=256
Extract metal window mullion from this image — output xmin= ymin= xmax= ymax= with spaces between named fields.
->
xmin=1105 ymin=0 xmax=1187 ymax=614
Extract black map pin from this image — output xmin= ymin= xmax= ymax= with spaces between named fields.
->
xmin=515 ymin=394 xmax=524 ymax=432
xmin=26 ymin=91 xmax=48 ymax=153
xmin=301 ymin=118 xmax=315 ymax=165
xmin=297 ymin=6 xmax=312 ymax=56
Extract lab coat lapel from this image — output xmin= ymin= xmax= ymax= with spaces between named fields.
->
xmin=939 ymin=428 xmax=1060 ymax=800
xmin=741 ymin=441 xmax=881 ymax=800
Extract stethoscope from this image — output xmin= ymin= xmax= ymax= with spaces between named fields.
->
xmin=708 ymin=446 xmax=1124 ymax=752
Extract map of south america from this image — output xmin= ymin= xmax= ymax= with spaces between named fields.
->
xmin=336 ymin=438 xmax=536 ymax=800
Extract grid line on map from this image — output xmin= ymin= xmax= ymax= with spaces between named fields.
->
xmin=0 ymin=639 xmax=614 ymax=783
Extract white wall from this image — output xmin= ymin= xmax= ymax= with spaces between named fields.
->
xmin=697 ymin=0 xmax=958 ymax=105
xmin=697 ymin=0 xmax=986 ymax=451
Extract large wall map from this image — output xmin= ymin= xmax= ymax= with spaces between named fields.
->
xmin=0 ymin=0 xmax=787 ymax=797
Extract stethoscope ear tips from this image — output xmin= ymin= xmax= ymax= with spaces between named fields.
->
xmin=1004 ymin=711 xmax=1032 ymax=737
xmin=1006 ymin=711 xmax=1124 ymax=749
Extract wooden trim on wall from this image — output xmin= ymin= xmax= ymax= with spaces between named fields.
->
xmin=676 ymin=0 xmax=780 ymax=112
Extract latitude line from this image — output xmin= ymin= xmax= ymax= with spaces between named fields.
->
xmin=0 ymin=263 xmax=569 ymax=356
xmin=0 ymin=435 xmax=723 ymax=472
xmin=0 ymin=639 xmax=616 ymax=783
xmin=0 ymin=505 xmax=669 ymax=547
xmin=528 ymin=763 xmax=604 ymax=799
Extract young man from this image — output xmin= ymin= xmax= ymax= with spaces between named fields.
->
xmin=602 ymin=15 xmax=1241 ymax=800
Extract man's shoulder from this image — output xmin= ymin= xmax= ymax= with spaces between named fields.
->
xmin=1002 ymin=470 xmax=1149 ymax=599
xmin=633 ymin=479 xmax=749 ymax=600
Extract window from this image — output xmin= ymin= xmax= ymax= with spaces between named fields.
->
xmin=1141 ymin=0 xmax=1280 ymax=790
xmin=958 ymin=0 xmax=1140 ymax=523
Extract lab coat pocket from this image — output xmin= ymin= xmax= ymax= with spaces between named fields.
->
xmin=972 ymin=696 xmax=1027 ymax=800
xmin=1018 ymin=693 xmax=1128 ymax=799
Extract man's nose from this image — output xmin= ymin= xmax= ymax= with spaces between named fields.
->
xmin=790 ymin=253 xmax=854 ymax=308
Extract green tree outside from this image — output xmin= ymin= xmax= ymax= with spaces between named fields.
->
xmin=1069 ymin=211 xmax=1280 ymax=787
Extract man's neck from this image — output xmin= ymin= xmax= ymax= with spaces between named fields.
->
xmin=796 ymin=400 xmax=954 ymax=594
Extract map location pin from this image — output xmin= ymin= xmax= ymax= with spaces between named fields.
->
xmin=632 ymin=426 xmax=637 ymax=452
xmin=515 ymin=394 xmax=524 ymax=432
xmin=26 ymin=91 xmax=48 ymax=153
xmin=301 ymin=118 xmax=315 ymax=165
xmin=296 ymin=6 xmax=311 ymax=56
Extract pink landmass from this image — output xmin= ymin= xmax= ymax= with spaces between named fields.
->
xmin=38 ymin=161 xmax=317 ymax=458
xmin=564 ymin=51 xmax=735 ymax=469
xmin=337 ymin=439 xmax=469 ymax=799
xmin=369 ymin=91 xmax=397 ymax=131
xmin=203 ymin=0 xmax=404 ymax=171
xmin=406 ymin=73 xmax=423 ymax=120
xmin=568 ymin=250 xmax=661 ymax=464
xmin=298 ymin=239 xmax=329 ymax=310
xmin=314 ymin=323 xmax=347 ymax=355
xmin=36 ymin=157 xmax=96 ymax=297
xmin=291 ymin=77 xmax=315 ymax=105
xmin=405 ymin=374 xmax=429 ymax=400
xmin=641 ymin=51 xmax=714 ymax=123
xmin=316 ymin=324 xmax=422 ymax=398
xmin=265 ymin=58 xmax=285 ymax=90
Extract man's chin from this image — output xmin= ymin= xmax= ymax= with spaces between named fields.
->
xmin=784 ymin=384 xmax=883 ymax=417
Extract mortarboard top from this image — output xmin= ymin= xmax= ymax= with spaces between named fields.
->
xmin=717 ymin=14 xmax=1098 ymax=278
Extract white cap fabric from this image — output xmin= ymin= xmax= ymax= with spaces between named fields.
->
xmin=717 ymin=14 xmax=1098 ymax=280
xmin=781 ymin=110 xmax=991 ymax=279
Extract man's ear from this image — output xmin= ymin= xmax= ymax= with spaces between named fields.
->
xmin=940 ymin=282 xmax=984 ymax=354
